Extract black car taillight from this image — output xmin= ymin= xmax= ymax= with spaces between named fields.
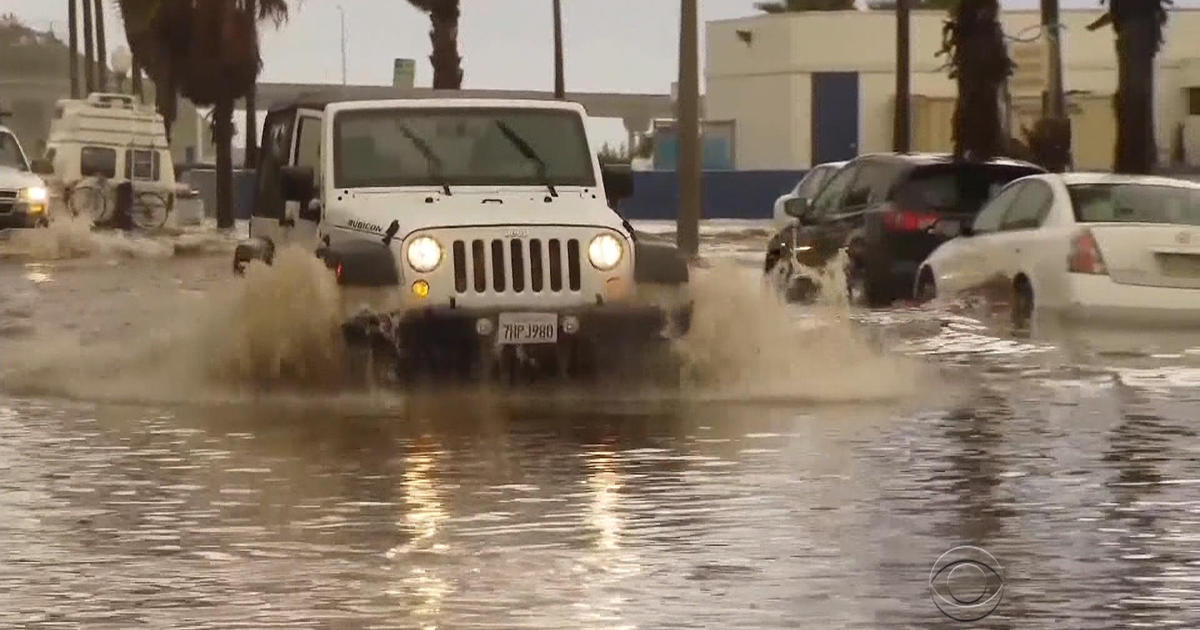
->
xmin=882 ymin=208 xmax=941 ymax=232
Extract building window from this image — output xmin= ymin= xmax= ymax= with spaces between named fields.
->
xmin=1190 ymin=88 xmax=1200 ymax=116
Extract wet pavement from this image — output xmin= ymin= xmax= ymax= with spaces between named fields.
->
xmin=2 ymin=219 xmax=1200 ymax=628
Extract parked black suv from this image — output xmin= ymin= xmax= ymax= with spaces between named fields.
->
xmin=764 ymin=152 xmax=1047 ymax=306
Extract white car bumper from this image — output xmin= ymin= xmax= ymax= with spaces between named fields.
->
xmin=1060 ymin=274 xmax=1200 ymax=326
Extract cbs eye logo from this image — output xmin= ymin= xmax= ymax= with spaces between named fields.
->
xmin=929 ymin=545 xmax=1005 ymax=622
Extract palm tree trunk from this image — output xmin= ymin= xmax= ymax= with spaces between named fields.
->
xmin=947 ymin=0 xmax=1010 ymax=162
xmin=893 ymin=0 xmax=911 ymax=152
xmin=214 ymin=98 xmax=235 ymax=229
xmin=1114 ymin=13 xmax=1158 ymax=174
xmin=429 ymin=2 xmax=463 ymax=89
xmin=244 ymin=0 xmax=259 ymax=168
xmin=676 ymin=0 xmax=702 ymax=257
xmin=245 ymin=88 xmax=258 ymax=168
xmin=69 ymin=0 xmax=80 ymax=98
xmin=131 ymin=59 xmax=144 ymax=102
xmin=157 ymin=79 xmax=176 ymax=144
xmin=553 ymin=0 xmax=565 ymax=99
xmin=94 ymin=0 xmax=108 ymax=92
xmin=82 ymin=0 xmax=95 ymax=94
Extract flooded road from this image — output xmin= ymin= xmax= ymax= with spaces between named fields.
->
xmin=3 ymin=220 xmax=1200 ymax=628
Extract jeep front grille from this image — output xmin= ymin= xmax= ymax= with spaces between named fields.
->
xmin=452 ymin=238 xmax=582 ymax=294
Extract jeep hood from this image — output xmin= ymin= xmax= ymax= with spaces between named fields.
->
xmin=328 ymin=190 xmax=629 ymax=238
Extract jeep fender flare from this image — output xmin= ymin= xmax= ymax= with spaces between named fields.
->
xmin=316 ymin=239 xmax=401 ymax=287
xmin=233 ymin=237 xmax=275 ymax=275
xmin=633 ymin=240 xmax=689 ymax=286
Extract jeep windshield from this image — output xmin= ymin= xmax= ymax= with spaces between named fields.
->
xmin=332 ymin=107 xmax=596 ymax=189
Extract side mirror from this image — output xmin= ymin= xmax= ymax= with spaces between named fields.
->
xmin=30 ymin=158 xmax=54 ymax=175
xmin=281 ymin=165 xmax=315 ymax=203
xmin=784 ymin=197 xmax=811 ymax=220
xmin=601 ymin=163 xmax=634 ymax=202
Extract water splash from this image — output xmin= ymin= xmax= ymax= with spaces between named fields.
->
xmin=0 ymin=215 xmax=239 ymax=261
xmin=675 ymin=254 xmax=932 ymax=403
xmin=0 ymin=246 xmax=349 ymax=402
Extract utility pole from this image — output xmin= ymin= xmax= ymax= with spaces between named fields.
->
xmin=553 ymin=0 xmax=565 ymax=99
xmin=893 ymin=0 xmax=911 ymax=152
xmin=676 ymin=0 xmax=702 ymax=258
xmin=68 ymin=0 xmax=79 ymax=98
xmin=81 ymin=0 xmax=95 ymax=94
xmin=338 ymin=5 xmax=348 ymax=86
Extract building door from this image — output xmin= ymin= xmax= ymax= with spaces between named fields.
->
xmin=811 ymin=72 xmax=859 ymax=165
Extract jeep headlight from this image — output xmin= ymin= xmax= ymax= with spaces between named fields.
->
xmin=406 ymin=236 xmax=443 ymax=272
xmin=20 ymin=186 xmax=48 ymax=203
xmin=588 ymin=233 xmax=623 ymax=271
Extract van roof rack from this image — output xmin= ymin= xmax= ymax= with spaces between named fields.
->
xmin=85 ymin=93 xmax=138 ymax=109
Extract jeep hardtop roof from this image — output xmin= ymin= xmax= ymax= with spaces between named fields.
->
xmin=269 ymin=91 xmax=589 ymax=116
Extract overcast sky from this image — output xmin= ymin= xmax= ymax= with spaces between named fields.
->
xmin=8 ymin=0 xmax=1197 ymax=146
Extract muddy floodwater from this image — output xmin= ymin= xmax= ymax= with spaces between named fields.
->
xmin=3 ymin=219 xmax=1200 ymax=628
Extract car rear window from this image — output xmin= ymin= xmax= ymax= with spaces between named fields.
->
xmin=1067 ymin=183 xmax=1200 ymax=226
xmin=894 ymin=164 xmax=1043 ymax=215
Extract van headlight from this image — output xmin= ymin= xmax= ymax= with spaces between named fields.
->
xmin=19 ymin=186 xmax=48 ymax=203
xmin=588 ymin=234 xmax=624 ymax=271
xmin=406 ymin=236 xmax=443 ymax=272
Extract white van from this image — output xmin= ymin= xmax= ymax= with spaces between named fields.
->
xmin=36 ymin=93 xmax=177 ymax=228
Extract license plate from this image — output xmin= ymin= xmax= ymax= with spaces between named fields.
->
xmin=1158 ymin=254 xmax=1200 ymax=278
xmin=496 ymin=312 xmax=558 ymax=345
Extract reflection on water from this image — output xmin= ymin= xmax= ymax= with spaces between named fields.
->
xmin=3 ymin=222 xmax=1200 ymax=627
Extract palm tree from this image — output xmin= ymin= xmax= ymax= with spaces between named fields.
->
xmin=176 ymin=0 xmax=287 ymax=229
xmin=116 ymin=0 xmax=187 ymax=141
xmin=94 ymin=0 xmax=108 ymax=91
xmin=406 ymin=0 xmax=463 ymax=89
xmin=937 ymin=0 xmax=1012 ymax=161
xmin=68 ymin=0 xmax=80 ymax=98
xmin=1088 ymin=0 xmax=1172 ymax=174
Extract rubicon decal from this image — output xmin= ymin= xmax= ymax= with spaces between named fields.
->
xmin=347 ymin=219 xmax=385 ymax=233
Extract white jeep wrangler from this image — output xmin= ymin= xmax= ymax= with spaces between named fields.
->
xmin=235 ymin=95 xmax=692 ymax=381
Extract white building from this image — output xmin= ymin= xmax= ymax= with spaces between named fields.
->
xmin=705 ymin=8 xmax=1200 ymax=171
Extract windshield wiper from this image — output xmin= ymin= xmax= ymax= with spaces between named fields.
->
xmin=494 ymin=120 xmax=557 ymax=197
xmin=396 ymin=123 xmax=451 ymax=196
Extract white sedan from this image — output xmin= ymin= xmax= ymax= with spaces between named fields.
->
xmin=915 ymin=172 xmax=1200 ymax=325
xmin=770 ymin=160 xmax=846 ymax=231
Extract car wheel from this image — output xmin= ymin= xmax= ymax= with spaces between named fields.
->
xmin=1012 ymin=277 xmax=1034 ymax=328
xmin=766 ymin=252 xmax=814 ymax=303
xmin=847 ymin=258 xmax=891 ymax=309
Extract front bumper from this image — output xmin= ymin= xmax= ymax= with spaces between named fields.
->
xmin=344 ymin=302 xmax=691 ymax=381
xmin=0 ymin=204 xmax=46 ymax=229
xmin=347 ymin=303 xmax=688 ymax=351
